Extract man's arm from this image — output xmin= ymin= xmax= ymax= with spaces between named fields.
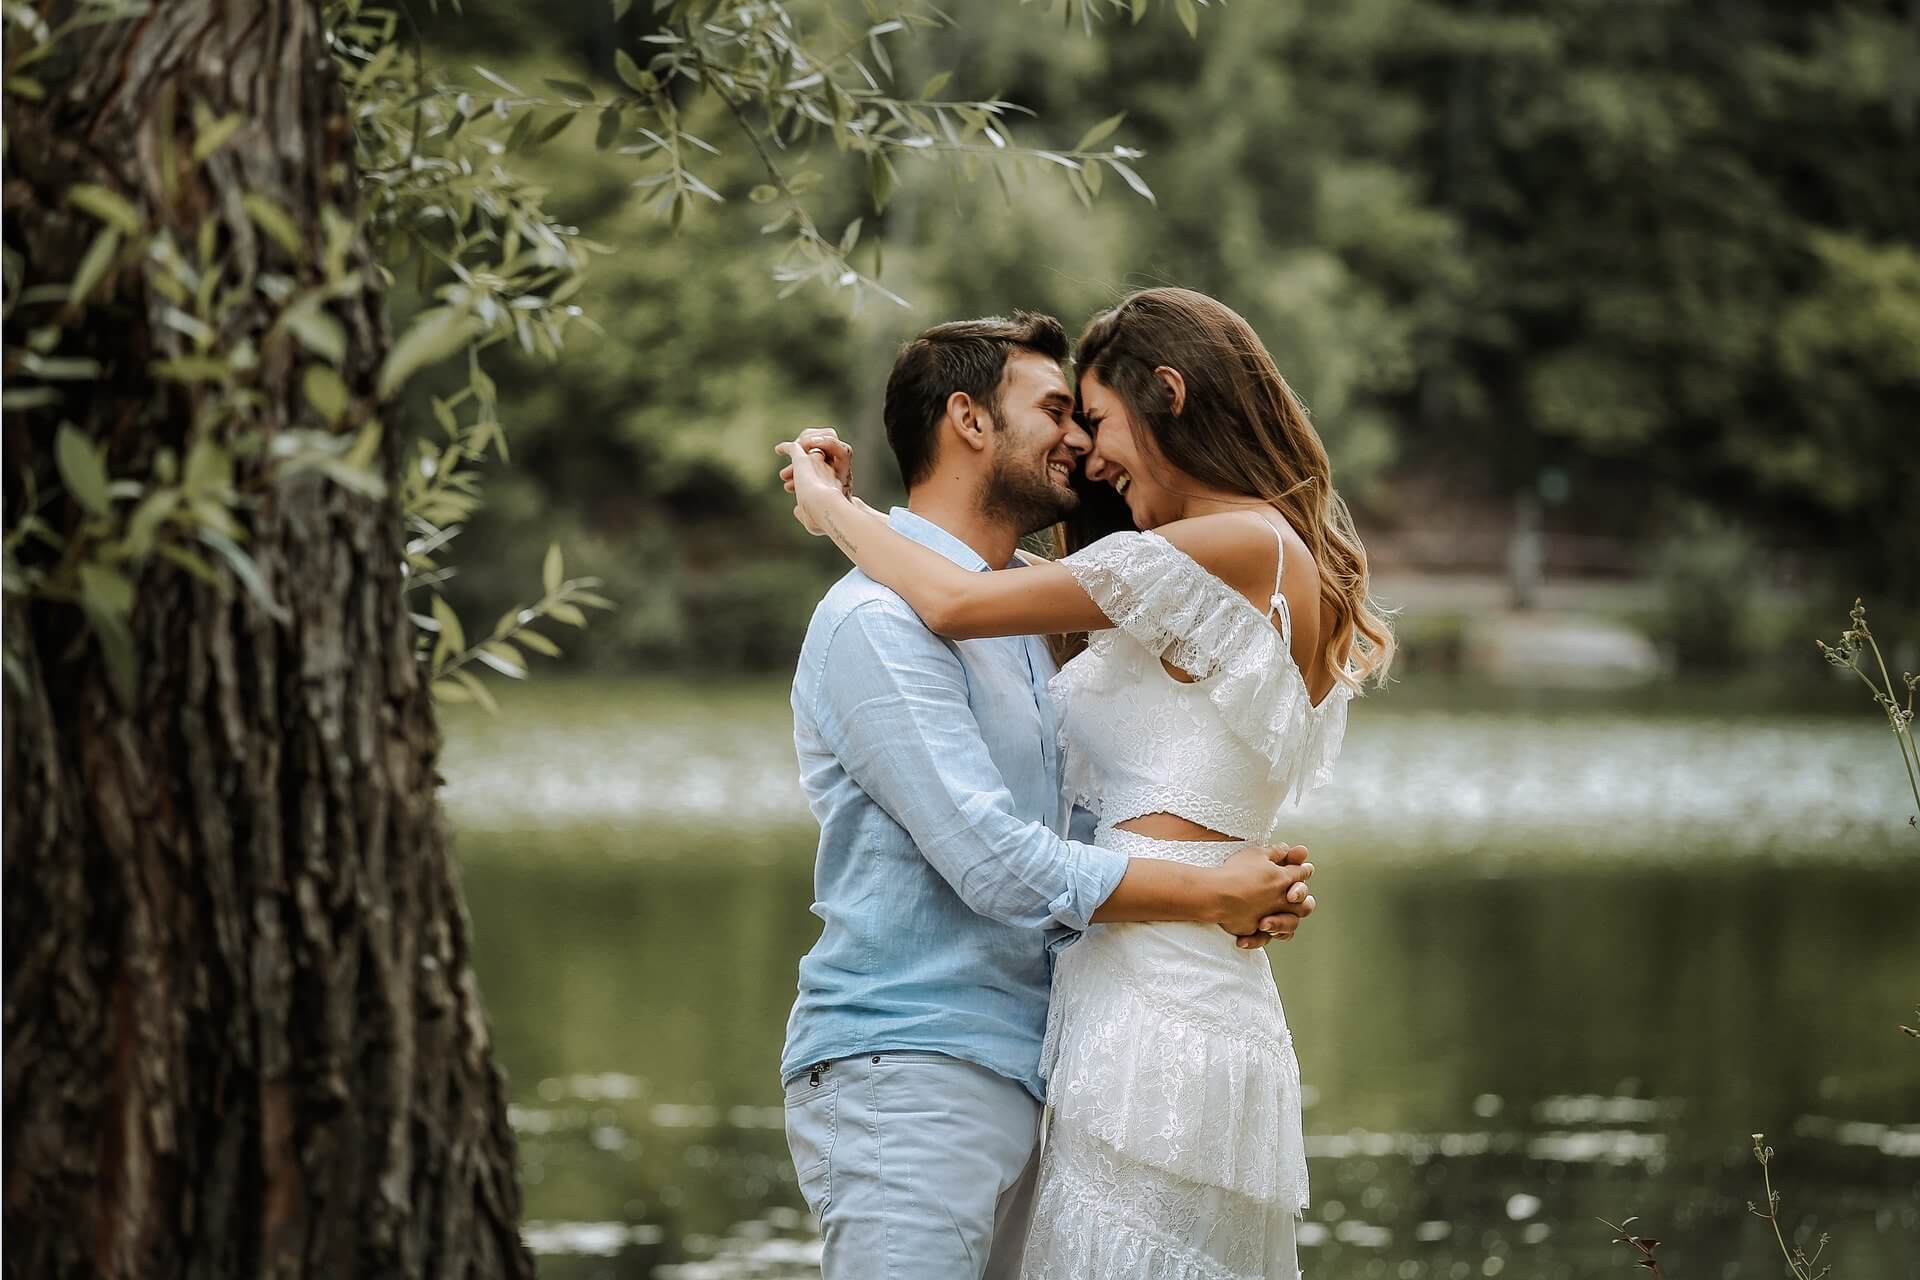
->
xmin=1098 ymin=850 xmax=1313 ymax=940
xmin=814 ymin=600 xmax=1308 ymax=934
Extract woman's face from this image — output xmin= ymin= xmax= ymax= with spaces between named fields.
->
xmin=1078 ymin=370 xmax=1185 ymax=530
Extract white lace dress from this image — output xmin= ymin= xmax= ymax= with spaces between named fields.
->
xmin=1022 ymin=528 xmax=1351 ymax=1280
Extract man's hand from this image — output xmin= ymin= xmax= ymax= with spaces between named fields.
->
xmin=778 ymin=426 xmax=854 ymax=497
xmin=1214 ymin=844 xmax=1315 ymax=949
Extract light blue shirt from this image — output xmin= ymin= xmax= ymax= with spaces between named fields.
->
xmin=781 ymin=509 xmax=1130 ymax=1100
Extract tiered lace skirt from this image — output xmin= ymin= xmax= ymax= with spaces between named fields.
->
xmin=1024 ymin=828 xmax=1306 ymax=1280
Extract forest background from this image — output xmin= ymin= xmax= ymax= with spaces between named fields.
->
xmin=414 ymin=0 xmax=1919 ymax=680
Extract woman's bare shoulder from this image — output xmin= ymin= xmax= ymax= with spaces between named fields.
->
xmin=1155 ymin=511 xmax=1308 ymax=600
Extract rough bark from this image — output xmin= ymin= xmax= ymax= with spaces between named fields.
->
xmin=2 ymin=4 xmax=532 ymax=1277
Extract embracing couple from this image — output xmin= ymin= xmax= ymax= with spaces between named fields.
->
xmin=772 ymin=287 xmax=1394 ymax=1279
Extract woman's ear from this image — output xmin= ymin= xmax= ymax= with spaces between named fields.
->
xmin=945 ymin=390 xmax=992 ymax=453
xmin=1153 ymin=365 xmax=1187 ymax=417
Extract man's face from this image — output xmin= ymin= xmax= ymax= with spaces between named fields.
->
xmin=978 ymin=350 xmax=1091 ymax=535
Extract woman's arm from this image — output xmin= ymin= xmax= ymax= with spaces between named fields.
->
xmin=776 ymin=442 xmax=1112 ymax=640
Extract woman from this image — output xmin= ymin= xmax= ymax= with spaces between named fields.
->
xmin=780 ymin=287 xmax=1393 ymax=1278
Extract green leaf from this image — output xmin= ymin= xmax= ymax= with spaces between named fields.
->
xmin=542 ymin=542 xmax=564 ymax=594
xmin=475 ymin=643 xmax=528 ymax=679
xmin=56 ymin=423 xmax=112 ymax=517
xmin=1076 ymin=112 xmax=1126 ymax=153
xmin=749 ymin=184 xmax=779 ymax=204
xmin=471 ymin=65 xmax=522 ymax=95
xmin=70 ymin=227 xmax=121 ymax=304
xmin=356 ymin=43 xmax=399 ymax=88
xmin=182 ymin=438 xmax=232 ymax=498
xmin=198 ymin=528 xmax=290 ymax=623
xmin=342 ymin=420 xmax=383 ymax=473
xmin=612 ymin=0 xmax=633 ymax=17
xmin=283 ymin=301 xmax=346 ymax=363
xmin=67 ymin=183 xmax=143 ymax=235
xmin=868 ymin=152 xmax=896 ymax=213
xmin=452 ymin=668 xmax=499 ymax=713
xmin=302 ymin=365 xmax=350 ymax=423
xmin=191 ymin=114 xmax=246 ymax=164
xmin=532 ymin=111 xmax=576 ymax=147
xmin=314 ymin=457 xmax=387 ymax=499
xmin=125 ymin=489 xmax=180 ymax=556
xmin=614 ymin=49 xmax=649 ymax=94
xmin=20 ymin=354 xmax=101 ymax=380
xmin=920 ymin=70 xmax=953 ymax=100
xmin=157 ymin=545 xmax=220 ymax=586
xmin=242 ymin=194 xmax=303 ymax=256
xmin=1175 ymin=0 xmax=1199 ymax=38
xmin=431 ymin=593 xmax=466 ymax=672
xmin=516 ymin=629 xmax=562 ymax=657
xmin=1066 ymin=168 xmax=1093 ymax=210
xmin=378 ymin=306 xmax=479 ymax=399
xmin=78 ymin=562 xmax=136 ymax=617
xmin=596 ymin=105 xmax=623 ymax=150
xmin=570 ymin=591 xmax=616 ymax=610
xmin=544 ymin=78 xmax=594 ymax=100
xmin=1105 ymin=157 xmax=1156 ymax=204
xmin=80 ymin=592 xmax=137 ymax=704
xmin=191 ymin=496 xmax=242 ymax=540
xmin=505 ymin=110 xmax=535 ymax=153
xmin=150 ymin=355 xmax=232 ymax=383
xmin=547 ymin=601 xmax=588 ymax=628
xmin=431 ymin=679 xmax=473 ymax=703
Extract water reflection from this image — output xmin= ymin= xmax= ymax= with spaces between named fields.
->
xmin=445 ymin=681 xmax=1919 ymax=1278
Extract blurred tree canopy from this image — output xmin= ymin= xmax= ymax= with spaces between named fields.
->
xmin=418 ymin=0 xmax=1919 ymax=673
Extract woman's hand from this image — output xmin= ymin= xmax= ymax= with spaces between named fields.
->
xmin=774 ymin=439 xmax=848 ymax=537
xmin=778 ymin=427 xmax=854 ymax=497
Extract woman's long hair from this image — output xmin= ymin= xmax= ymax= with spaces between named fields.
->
xmin=1053 ymin=287 xmax=1395 ymax=689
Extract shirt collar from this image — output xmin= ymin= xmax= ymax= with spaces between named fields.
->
xmin=888 ymin=506 xmax=1007 ymax=573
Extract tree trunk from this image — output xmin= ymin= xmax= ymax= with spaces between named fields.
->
xmin=3 ymin=4 xmax=532 ymax=1277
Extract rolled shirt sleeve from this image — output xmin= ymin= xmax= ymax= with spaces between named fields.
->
xmin=813 ymin=600 xmax=1128 ymax=934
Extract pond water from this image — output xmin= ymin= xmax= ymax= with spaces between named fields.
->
xmin=444 ymin=678 xmax=1919 ymax=1279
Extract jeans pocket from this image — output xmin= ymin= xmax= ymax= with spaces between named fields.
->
xmin=784 ymin=1079 xmax=839 ymax=1216
xmin=867 ymin=1050 xmax=954 ymax=1067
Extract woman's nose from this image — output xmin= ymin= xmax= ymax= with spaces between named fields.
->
xmin=1083 ymin=450 xmax=1109 ymax=481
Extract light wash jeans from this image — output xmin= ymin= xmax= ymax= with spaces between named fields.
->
xmin=783 ymin=1051 xmax=1043 ymax=1279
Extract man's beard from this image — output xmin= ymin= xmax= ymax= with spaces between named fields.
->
xmin=979 ymin=450 xmax=1078 ymax=536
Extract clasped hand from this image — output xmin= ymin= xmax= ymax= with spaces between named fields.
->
xmin=1220 ymin=845 xmax=1315 ymax=950
xmin=776 ymin=427 xmax=856 ymax=535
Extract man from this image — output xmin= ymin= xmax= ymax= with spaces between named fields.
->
xmin=777 ymin=312 xmax=1315 ymax=1279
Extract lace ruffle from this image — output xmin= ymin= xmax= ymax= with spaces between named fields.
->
xmin=1061 ymin=530 xmax=1350 ymax=806
xmin=1042 ymin=915 xmax=1308 ymax=1209
xmin=1024 ymin=1129 xmax=1303 ymax=1280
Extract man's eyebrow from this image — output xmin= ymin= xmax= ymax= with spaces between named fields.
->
xmin=1037 ymin=389 xmax=1074 ymax=409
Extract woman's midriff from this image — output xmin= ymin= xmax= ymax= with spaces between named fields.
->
xmin=1114 ymin=812 xmax=1241 ymax=842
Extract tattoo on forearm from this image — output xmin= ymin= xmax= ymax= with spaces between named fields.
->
xmin=820 ymin=507 xmax=860 ymax=558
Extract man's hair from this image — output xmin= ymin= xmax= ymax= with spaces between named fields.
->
xmin=882 ymin=311 xmax=1069 ymax=488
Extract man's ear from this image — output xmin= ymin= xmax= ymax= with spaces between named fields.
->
xmin=1153 ymin=365 xmax=1187 ymax=417
xmin=945 ymin=391 xmax=993 ymax=454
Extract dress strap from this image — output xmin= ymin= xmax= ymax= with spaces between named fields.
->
xmin=1266 ymin=520 xmax=1292 ymax=645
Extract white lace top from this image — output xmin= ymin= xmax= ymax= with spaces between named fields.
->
xmin=1049 ymin=527 xmax=1351 ymax=842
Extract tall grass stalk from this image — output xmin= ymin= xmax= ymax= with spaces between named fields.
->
xmin=1817 ymin=599 xmax=1919 ymax=829
xmin=1748 ymin=1135 xmax=1831 ymax=1279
